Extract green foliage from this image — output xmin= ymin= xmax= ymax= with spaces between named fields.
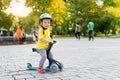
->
xmin=0 ymin=0 xmax=119 ymax=36
xmin=18 ymin=12 xmax=39 ymax=34
xmin=98 ymin=15 xmax=113 ymax=33
xmin=66 ymin=0 xmax=102 ymax=35
xmin=26 ymin=0 xmax=52 ymax=13
xmin=0 ymin=0 xmax=12 ymax=31
xmin=104 ymin=0 xmax=120 ymax=7
xmin=0 ymin=12 xmax=12 ymax=30
xmin=104 ymin=0 xmax=115 ymax=7
xmin=75 ymin=18 xmax=83 ymax=25
xmin=0 ymin=0 xmax=11 ymax=11
xmin=66 ymin=0 xmax=120 ymax=36
xmin=25 ymin=0 xmax=68 ymax=34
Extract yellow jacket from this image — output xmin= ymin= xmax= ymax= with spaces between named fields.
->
xmin=36 ymin=26 xmax=51 ymax=49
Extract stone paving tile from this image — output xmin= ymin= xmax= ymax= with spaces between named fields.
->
xmin=0 ymin=76 xmax=14 ymax=80
xmin=0 ymin=38 xmax=120 ymax=80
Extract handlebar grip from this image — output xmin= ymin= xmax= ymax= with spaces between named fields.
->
xmin=53 ymin=40 xmax=56 ymax=43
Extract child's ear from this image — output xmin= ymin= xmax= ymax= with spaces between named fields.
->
xmin=39 ymin=21 xmax=42 ymax=24
xmin=39 ymin=19 xmax=42 ymax=24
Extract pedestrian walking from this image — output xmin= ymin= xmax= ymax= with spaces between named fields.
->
xmin=87 ymin=20 xmax=94 ymax=41
xmin=75 ymin=24 xmax=81 ymax=40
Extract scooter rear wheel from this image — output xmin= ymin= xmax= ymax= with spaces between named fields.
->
xmin=50 ymin=63 xmax=59 ymax=73
xmin=55 ymin=61 xmax=63 ymax=71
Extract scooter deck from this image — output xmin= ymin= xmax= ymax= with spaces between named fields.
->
xmin=27 ymin=66 xmax=38 ymax=70
xmin=27 ymin=66 xmax=50 ymax=71
xmin=27 ymin=63 xmax=50 ymax=71
xmin=27 ymin=63 xmax=38 ymax=70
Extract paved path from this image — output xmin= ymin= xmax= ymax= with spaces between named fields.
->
xmin=0 ymin=38 xmax=120 ymax=80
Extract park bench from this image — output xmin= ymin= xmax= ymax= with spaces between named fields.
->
xmin=0 ymin=36 xmax=34 ymax=45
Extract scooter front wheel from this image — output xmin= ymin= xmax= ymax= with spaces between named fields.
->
xmin=50 ymin=63 xmax=59 ymax=73
xmin=27 ymin=63 xmax=32 ymax=68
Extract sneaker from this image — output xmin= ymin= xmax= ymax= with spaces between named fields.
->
xmin=44 ymin=66 xmax=50 ymax=71
xmin=38 ymin=66 xmax=45 ymax=73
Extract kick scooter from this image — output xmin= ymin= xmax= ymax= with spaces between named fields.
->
xmin=27 ymin=40 xmax=63 ymax=73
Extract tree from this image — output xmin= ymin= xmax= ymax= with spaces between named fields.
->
xmin=26 ymin=0 xmax=52 ymax=14
xmin=19 ymin=12 xmax=38 ymax=34
xmin=0 ymin=0 xmax=11 ymax=11
xmin=23 ymin=0 xmax=120 ymax=35
xmin=65 ymin=0 xmax=120 ymax=36
xmin=46 ymin=0 xmax=67 ymax=34
xmin=103 ymin=0 xmax=120 ymax=34
xmin=25 ymin=0 xmax=68 ymax=35
xmin=0 ymin=0 xmax=12 ymax=32
xmin=66 ymin=0 xmax=104 ymax=35
xmin=0 ymin=12 xmax=12 ymax=30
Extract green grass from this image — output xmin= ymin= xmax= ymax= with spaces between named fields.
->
xmin=53 ymin=33 xmax=120 ymax=38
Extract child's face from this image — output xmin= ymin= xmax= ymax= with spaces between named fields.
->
xmin=41 ymin=19 xmax=51 ymax=29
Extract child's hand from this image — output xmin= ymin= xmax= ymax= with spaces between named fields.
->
xmin=49 ymin=40 xmax=56 ymax=44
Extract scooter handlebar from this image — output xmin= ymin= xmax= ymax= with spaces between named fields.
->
xmin=53 ymin=40 xmax=56 ymax=43
xmin=49 ymin=40 xmax=56 ymax=44
xmin=32 ymin=40 xmax=57 ymax=53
